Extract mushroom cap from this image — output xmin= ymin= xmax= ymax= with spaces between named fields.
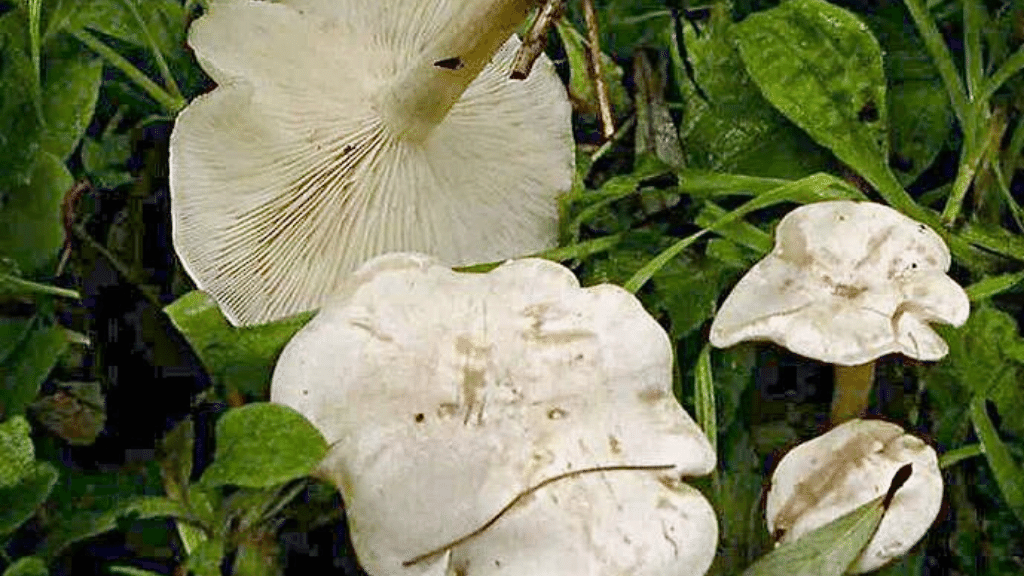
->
xmin=709 ymin=201 xmax=969 ymax=365
xmin=271 ymin=253 xmax=717 ymax=576
xmin=169 ymin=0 xmax=573 ymax=326
xmin=765 ymin=419 xmax=943 ymax=573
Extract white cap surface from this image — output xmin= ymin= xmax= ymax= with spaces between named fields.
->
xmin=271 ymin=253 xmax=717 ymax=576
xmin=709 ymin=201 xmax=969 ymax=365
xmin=170 ymin=0 xmax=573 ymax=325
xmin=766 ymin=419 xmax=943 ymax=573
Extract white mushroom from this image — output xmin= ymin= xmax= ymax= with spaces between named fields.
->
xmin=271 ymin=253 xmax=718 ymax=576
xmin=708 ymin=200 xmax=969 ymax=422
xmin=170 ymin=0 xmax=573 ymax=326
xmin=765 ymin=419 xmax=943 ymax=573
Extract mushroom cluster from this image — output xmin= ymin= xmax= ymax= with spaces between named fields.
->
xmin=710 ymin=200 xmax=969 ymax=423
xmin=271 ymin=253 xmax=719 ymax=576
xmin=170 ymin=0 xmax=573 ymax=326
xmin=766 ymin=419 xmax=943 ymax=573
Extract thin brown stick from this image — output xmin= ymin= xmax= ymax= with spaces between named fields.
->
xmin=401 ymin=463 xmax=675 ymax=567
xmin=511 ymin=0 xmax=566 ymax=79
xmin=582 ymin=0 xmax=615 ymax=139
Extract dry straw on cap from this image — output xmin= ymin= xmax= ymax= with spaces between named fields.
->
xmin=170 ymin=0 xmax=573 ymax=325
xmin=271 ymin=253 xmax=718 ymax=576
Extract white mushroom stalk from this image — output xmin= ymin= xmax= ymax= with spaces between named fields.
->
xmin=709 ymin=201 xmax=969 ymax=424
xmin=170 ymin=0 xmax=573 ymax=325
xmin=766 ymin=419 xmax=943 ymax=573
xmin=271 ymin=253 xmax=718 ymax=576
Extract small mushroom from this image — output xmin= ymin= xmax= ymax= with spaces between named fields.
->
xmin=709 ymin=201 xmax=969 ymax=423
xmin=170 ymin=0 xmax=573 ymax=325
xmin=766 ymin=419 xmax=943 ymax=573
xmin=271 ymin=253 xmax=718 ymax=576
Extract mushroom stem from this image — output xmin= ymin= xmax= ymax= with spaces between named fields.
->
xmin=378 ymin=0 xmax=537 ymax=142
xmin=830 ymin=362 xmax=876 ymax=425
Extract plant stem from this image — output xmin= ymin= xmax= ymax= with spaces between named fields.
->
xmin=938 ymin=444 xmax=983 ymax=469
xmin=378 ymin=0 xmax=535 ymax=141
xmin=70 ymin=28 xmax=185 ymax=115
xmin=830 ymin=362 xmax=875 ymax=425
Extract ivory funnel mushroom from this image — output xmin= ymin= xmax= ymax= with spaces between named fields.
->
xmin=766 ymin=419 xmax=943 ymax=573
xmin=170 ymin=0 xmax=573 ymax=326
xmin=709 ymin=201 xmax=969 ymax=423
xmin=271 ymin=253 xmax=718 ymax=576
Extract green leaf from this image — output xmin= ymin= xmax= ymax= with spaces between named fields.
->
xmin=734 ymin=0 xmax=918 ymax=216
xmin=107 ymin=567 xmax=166 ymax=576
xmin=163 ymin=291 xmax=312 ymax=397
xmin=633 ymin=50 xmax=684 ymax=168
xmin=668 ymin=9 xmax=831 ymax=179
xmin=970 ymin=397 xmax=1024 ymax=525
xmin=964 ymin=271 xmax=1024 ymax=301
xmin=81 ymin=133 xmax=134 ymax=189
xmin=184 ymin=538 xmax=226 ymax=576
xmin=928 ymin=305 xmax=1024 ymax=438
xmin=0 ymin=152 xmax=74 ymax=274
xmin=0 ymin=461 xmax=59 ymax=536
xmin=37 ymin=47 xmax=103 ymax=160
xmin=741 ymin=494 xmax=886 ymax=576
xmin=865 ymin=6 xmax=953 ymax=186
xmin=2 ymin=556 xmax=49 ymax=576
xmin=0 ymin=318 xmax=33 ymax=366
xmin=55 ymin=0 xmax=186 ymax=58
xmin=1 ymin=320 xmax=68 ymax=420
xmin=44 ymin=495 xmax=195 ymax=557
xmin=200 ymin=403 xmax=327 ymax=489
xmin=694 ymin=344 xmax=717 ymax=454
xmin=0 ymin=415 xmax=35 ymax=488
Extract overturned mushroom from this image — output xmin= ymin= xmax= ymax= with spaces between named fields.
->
xmin=709 ymin=200 xmax=969 ymax=423
xmin=271 ymin=253 xmax=718 ymax=576
xmin=170 ymin=0 xmax=573 ymax=325
xmin=766 ymin=419 xmax=943 ymax=573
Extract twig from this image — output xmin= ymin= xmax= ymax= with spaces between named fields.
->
xmin=402 ymin=463 xmax=675 ymax=566
xmin=582 ymin=0 xmax=615 ymax=139
xmin=511 ymin=0 xmax=566 ymax=79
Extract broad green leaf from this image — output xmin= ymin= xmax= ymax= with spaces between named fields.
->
xmin=970 ymin=397 xmax=1024 ymax=525
xmin=2 ymin=556 xmax=48 ymax=576
xmin=0 ymin=318 xmax=33 ymax=367
xmin=866 ymin=6 xmax=953 ymax=186
xmin=185 ymin=537 xmax=227 ymax=576
xmin=0 ymin=152 xmax=73 ymax=273
xmin=928 ymin=305 xmax=1024 ymax=438
xmin=668 ymin=9 xmax=831 ymax=179
xmin=741 ymin=495 xmax=886 ymax=576
xmin=163 ymin=291 xmax=312 ymax=397
xmin=44 ymin=495 xmax=195 ymax=557
xmin=81 ymin=133 xmax=134 ymax=189
xmin=200 ymin=403 xmax=327 ymax=489
xmin=0 ymin=320 xmax=68 ymax=420
xmin=734 ymin=0 xmax=915 ymax=214
xmin=48 ymin=0 xmax=185 ymax=58
xmin=38 ymin=43 xmax=103 ymax=160
xmin=0 ymin=415 xmax=34 ymax=487
xmin=887 ymin=80 xmax=953 ymax=186
xmin=0 ymin=461 xmax=58 ymax=536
